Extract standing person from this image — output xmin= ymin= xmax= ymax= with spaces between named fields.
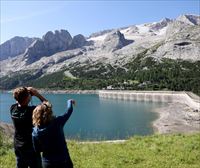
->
xmin=32 ymin=99 xmax=75 ymax=168
xmin=11 ymin=87 xmax=47 ymax=168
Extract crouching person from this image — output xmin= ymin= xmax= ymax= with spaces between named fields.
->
xmin=32 ymin=100 xmax=75 ymax=168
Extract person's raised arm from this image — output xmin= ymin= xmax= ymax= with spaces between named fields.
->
xmin=58 ymin=99 xmax=75 ymax=126
xmin=27 ymin=87 xmax=47 ymax=102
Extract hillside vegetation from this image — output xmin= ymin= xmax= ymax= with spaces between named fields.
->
xmin=0 ymin=55 xmax=200 ymax=96
xmin=27 ymin=57 xmax=200 ymax=96
xmin=1 ymin=131 xmax=200 ymax=168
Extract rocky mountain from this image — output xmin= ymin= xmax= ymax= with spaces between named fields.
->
xmin=176 ymin=14 xmax=200 ymax=25
xmin=24 ymin=30 xmax=73 ymax=64
xmin=70 ymin=34 xmax=88 ymax=49
xmin=88 ymin=29 xmax=114 ymax=38
xmin=0 ymin=36 xmax=37 ymax=61
xmin=154 ymin=20 xmax=200 ymax=60
xmin=149 ymin=18 xmax=172 ymax=31
xmin=18 ymin=30 xmax=89 ymax=65
xmin=0 ymin=14 xmax=199 ymax=90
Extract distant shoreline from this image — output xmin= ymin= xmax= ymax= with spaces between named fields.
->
xmin=39 ymin=89 xmax=99 ymax=94
xmin=0 ymin=89 xmax=99 ymax=94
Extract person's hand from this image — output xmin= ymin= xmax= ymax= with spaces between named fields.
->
xmin=27 ymin=87 xmax=39 ymax=96
xmin=27 ymin=87 xmax=47 ymax=102
xmin=67 ymin=99 xmax=76 ymax=108
xmin=71 ymin=99 xmax=76 ymax=106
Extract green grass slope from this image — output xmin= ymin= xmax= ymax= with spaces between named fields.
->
xmin=1 ymin=131 xmax=200 ymax=168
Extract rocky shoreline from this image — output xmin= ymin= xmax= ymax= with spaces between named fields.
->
xmin=1 ymin=89 xmax=99 ymax=94
xmin=153 ymin=103 xmax=200 ymax=134
xmin=0 ymin=122 xmax=14 ymax=137
xmin=38 ymin=89 xmax=99 ymax=94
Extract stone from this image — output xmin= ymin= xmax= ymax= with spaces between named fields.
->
xmin=102 ymin=30 xmax=133 ymax=52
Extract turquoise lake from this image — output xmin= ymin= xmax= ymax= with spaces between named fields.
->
xmin=0 ymin=93 xmax=165 ymax=140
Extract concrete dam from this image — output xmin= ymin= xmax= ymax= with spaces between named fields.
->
xmin=98 ymin=90 xmax=200 ymax=110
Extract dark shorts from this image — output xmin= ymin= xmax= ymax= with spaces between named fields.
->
xmin=14 ymin=147 xmax=42 ymax=168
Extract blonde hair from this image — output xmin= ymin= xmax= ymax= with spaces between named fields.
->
xmin=33 ymin=101 xmax=54 ymax=127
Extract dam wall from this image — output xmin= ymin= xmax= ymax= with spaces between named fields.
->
xmin=98 ymin=91 xmax=200 ymax=110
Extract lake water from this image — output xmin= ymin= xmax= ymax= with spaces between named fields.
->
xmin=0 ymin=93 xmax=165 ymax=140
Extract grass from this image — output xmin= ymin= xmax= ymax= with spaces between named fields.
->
xmin=0 ymin=132 xmax=200 ymax=168
xmin=0 ymin=131 xmax=15 ymax=168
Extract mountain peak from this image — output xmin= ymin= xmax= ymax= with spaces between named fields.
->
xmin=42 ymin=29 xmax=72 ymax=45
xmin=160 ymin=17 xmax=171 ymax=23
xmin=0 ymin=36 xmax=37 ymax=61
xmin=176 ymin=14 xmax=200 ymax=25
xmin=149 ymin=17 xmax=172 ymax=31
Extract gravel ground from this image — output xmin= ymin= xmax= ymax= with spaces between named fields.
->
xmin=153 ymin=103 xmax=200 ymax=134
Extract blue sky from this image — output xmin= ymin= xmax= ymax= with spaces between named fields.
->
xmin=1 ymin=0 xmax=199 ymax=44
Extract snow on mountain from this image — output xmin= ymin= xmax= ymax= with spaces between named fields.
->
xmin=88 ymin=34 xmax=107 ymax=41
xmin=136 ymin=24 xmax=150 ymax=34
xmin=176 ymin=14 xmax=200 ymax=25
xmin=0 ymin=14 xmax=199 ymax=79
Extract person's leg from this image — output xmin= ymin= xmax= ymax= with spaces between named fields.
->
xmin=58 ymin=159 xmax=73 ymax=168
xmin=42 ymin=161 xmax=53 ymax=168
xmin=42 ymin=160 xmax=73 ymax=168
xmin=24 ymin=150 xmax=42 ymax=168
xmin=14 ymin=148 xmax=28 ymax=168
xmin=65 ymin=158 xmax=73 ymax=168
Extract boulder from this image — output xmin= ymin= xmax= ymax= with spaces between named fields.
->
xmin=102 ymin=31 xmax=133 ymax=52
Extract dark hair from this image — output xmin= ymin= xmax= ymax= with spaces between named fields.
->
xmin=13 ymin=87 xmax=29 ymax=104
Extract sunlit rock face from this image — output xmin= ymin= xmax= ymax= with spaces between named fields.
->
xmin=102 ymin=30 xmax=134 ymax=52
xmin=24 ymin=30 xmax=73 ymax=64
xmin=70 ymin=34 xmax=87 ymax=49
xmin=176 ymin=14 xmax=200 ymax=25
xmin=43 ymin=30 xmax=73 ymax=54
xmin=0 ymin=36 xmax=37 ymax=61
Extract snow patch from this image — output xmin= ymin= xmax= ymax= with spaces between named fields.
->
xmin=88 ymin=34 xmax=107 ymax=41
xmin=156 ymin=27 xmax=167 ymax=36
xmin=136 ymin=24 xmax=150 ymax=34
